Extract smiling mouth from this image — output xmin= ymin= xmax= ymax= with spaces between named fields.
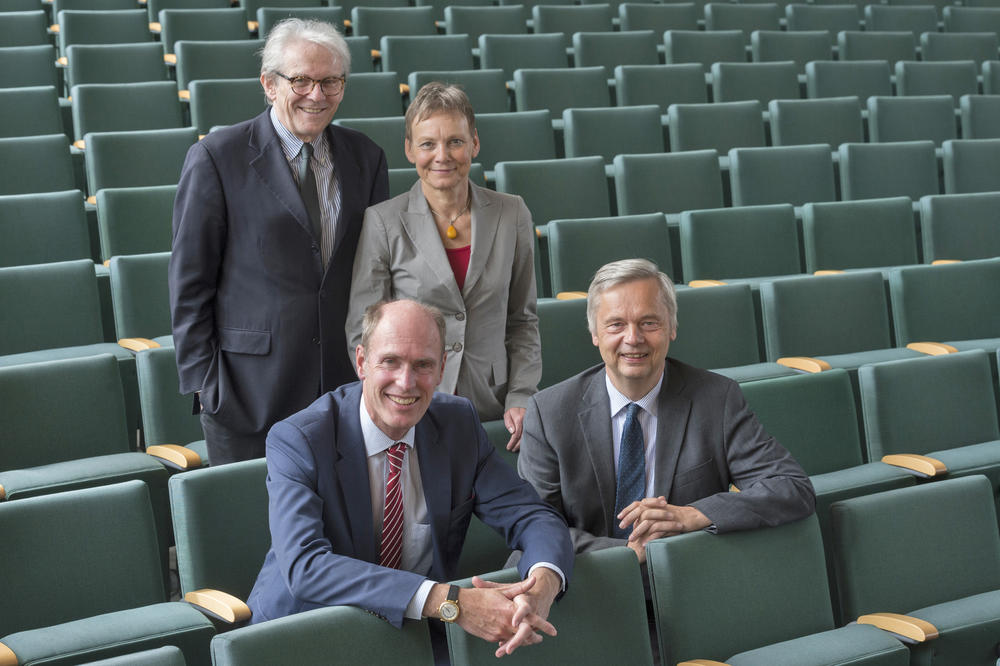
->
xmin=621 ymin=353 xmax=648 ymax=360
xmin=387 ymin=395 xmax=418 ymax=406
xmin=298 ymin=107 xmax=327 ymax=114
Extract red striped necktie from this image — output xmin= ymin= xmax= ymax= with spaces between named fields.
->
xmin=379 ymin=442 xmax=407 ymax=569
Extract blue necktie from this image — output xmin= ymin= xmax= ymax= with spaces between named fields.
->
xmin=614 ymin=402 xmax=645 ymax=539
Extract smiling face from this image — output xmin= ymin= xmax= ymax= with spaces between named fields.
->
xmin=591 ymin=277 xmax=676 ymax=400
xmin=357 ymin=301 xmax=446 ymax=441
xmin=261 ymin=38 xmax=344 ymax=143
xmin=405 ymin=111 xmax=480 ymax=197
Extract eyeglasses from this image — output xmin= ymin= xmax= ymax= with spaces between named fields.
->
xmin=275 ymin=72 xmax=345 ymax=96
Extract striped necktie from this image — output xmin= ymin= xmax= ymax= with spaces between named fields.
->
xmin=379 ymin=442 xmax=407 ymax=569
xmin=613 ymin=403 xmax=645 ymax=538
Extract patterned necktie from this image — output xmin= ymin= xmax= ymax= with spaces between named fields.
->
xmin=613 ymin=403 xmax=645 ymax=539
xmin=379 ymin=442 xmax=407 ymax=569
xmin=297 ymin=142 xmax=322 ymax=243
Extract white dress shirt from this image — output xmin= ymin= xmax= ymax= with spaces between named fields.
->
xmin=606 ymin=372 xmax=665 ymax=499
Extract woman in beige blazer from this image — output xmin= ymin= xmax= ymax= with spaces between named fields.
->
xmin=347 ymin=83 xmax=540 ymax=450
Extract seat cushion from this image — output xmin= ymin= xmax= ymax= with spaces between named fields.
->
xmin=728 ymin=623 xmax=908 ymax=666
xmin=713 ymin=362 xmax=797 ymax=382
xmin=910 ymin=589 xmax=1000 ymax=666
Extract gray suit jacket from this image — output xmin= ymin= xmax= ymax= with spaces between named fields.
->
xmin=347 ymin=181 xmax=540 ymax=421
xmin=518 ymin=360 xmax=815 ymax=553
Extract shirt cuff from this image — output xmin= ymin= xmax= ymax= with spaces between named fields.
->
xmin=527 ymin=562 xmax=566 ymax=591
xmin=405 ymin=579 xmax=436 ymax=620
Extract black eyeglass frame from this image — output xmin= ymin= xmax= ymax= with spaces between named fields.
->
xmin=274 ymin=72 xmax=346 ymax=96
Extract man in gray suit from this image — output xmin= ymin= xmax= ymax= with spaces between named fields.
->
xmin=518 ymin=259 xmax=814 ymax=563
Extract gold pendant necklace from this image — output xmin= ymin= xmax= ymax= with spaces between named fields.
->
xmin=429 ymin=197 xmax=471 ymax=240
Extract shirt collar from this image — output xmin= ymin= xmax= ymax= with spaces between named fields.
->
xmin=605 ymin=370 xmax=665 ymax=419
xmin=359 ymin=395 xmax=415 ymax=457
xmin=269 ymin=106 xmax=331 ymax=166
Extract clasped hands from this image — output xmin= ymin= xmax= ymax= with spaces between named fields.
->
xmin=426 ymin=568 xmax=561 ymax=658
xmin=617 ymin=496 xmax=712 ymax=564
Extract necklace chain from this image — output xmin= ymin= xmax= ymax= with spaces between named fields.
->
xmin=428 ymin=193 xmax=471 ymax=240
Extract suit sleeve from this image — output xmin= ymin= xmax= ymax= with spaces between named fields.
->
xmin=265 ymin=419 xmax=427 ymax=628
xmin=346 ymin=205 xmax=393 ymax=359
xmin=688 ymin=381 xmax=816 ymax=533
xmin=518 ymin=396 xmax=627 ymax=554
xmin=168 ymin=141 xmax=226 ymax=395
xmin=502 ymin=196 xmax=541 ymax=412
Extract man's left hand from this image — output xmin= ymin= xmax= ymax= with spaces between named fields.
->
xmin=472 ymin=567 xmax=562 ymax=658
xmin=617 ymin=496 xmax=712 ymax=547
xmin=503 ymin=407 xmax=526 ymax=452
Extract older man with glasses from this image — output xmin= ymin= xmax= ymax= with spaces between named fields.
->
xmin=169 ymin=18 xmax=389 ymax=465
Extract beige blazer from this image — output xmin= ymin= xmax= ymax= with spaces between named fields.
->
xmin=347 ymin=181 xmax=540 ymax=421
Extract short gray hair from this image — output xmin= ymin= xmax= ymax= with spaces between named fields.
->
xmin=404 ymin=82 xmax=476 ymax=140
xmin=361 ymin=299 xmax=447 ymax=357
xmin=586 ymin=259 xmax=678 ymax=335
xmin=260 ymin=18 xmax=350 ymax=84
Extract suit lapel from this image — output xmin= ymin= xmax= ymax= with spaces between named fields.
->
xmin=328 ymin=124 xmax=357 ymax=257
xmin=414 ymin=415 xmax=452 ymax=576
xmin=653 ymin=362 xmax=692 ymax=501
xmin=333 ymin=386 xmax=376 ymax=563
xmin=400 ymin=182 xmax=464 ymax=305
xmin=248 ymin=112 xmax=313 ymax=241
xmin=461 ymin=184 xmax=499 ymax=297
xmin=578 ymin=369 xmax=618 ymax=537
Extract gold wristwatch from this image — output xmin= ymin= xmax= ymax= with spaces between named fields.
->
xmin=439 ymin=584 xmax=461 ymax=623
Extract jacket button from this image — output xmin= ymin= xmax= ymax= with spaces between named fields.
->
xmin=312 ymin=337 xmax=320 ymax=345
xmin=452 ymin=342 xmax=463 ymax=352
xmin=311 ymin=244 xmax=320 ymax=253
xmin=455 ymin=312 xmax=465 ymax=321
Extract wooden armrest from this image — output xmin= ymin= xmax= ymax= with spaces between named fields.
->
xmin=556 ymin=291 xmax=586 ymax=300
xmin=178 ymin=90 xmax=190 ymax=101
xmin=149 ymin=21 xmax=161 ymax=32
xmin=73 ymin=139 xmax=85 ymax=150
xmin=185 ymin=589 xmax=251 ymax=624
xmin=344 ymin=19 xmax=352 ymax=28
xmin=881 ymin=454 xmax=947 ymax=477
xmin=813 ymin=269 xmax=845 ymax=275
xmin=931 ymin=259 xmax=961 ymax=265
xmin=247 ymin=20 xmax=258 ymax=31
xmin=678 ymin=661 xmax=730 ymax=666
xmin=199 ymin=134 xmax=206 ymax=140
xmin=370 ymin=48 xmax=380 ymax=59
xmin=399 ymin=82 xmax=410 ymax=95
xmin=906 ymin=342 xmax=957 ymax=356
xmin=118 ymin=337 xmax=161 ymax=352
xmin=147 ymin=444 xmax=203 ymax=470
xmin=50 ymin=23 xmax=60 ymax=33
xmin=858 ymin=613 xmax=939 ymax=643
xmin=688 ymin=280 xmax=728 ymax=287
xmin=164 ymin=53 xmax=177 ymax=65
xmin=0 ymin=642 xmax=17 ymax=666
xmin=0 ymin=484 xmax=6 ymax=501
xmin=86 ymin=195 xmax=96 ymax=205
xmin=776 ymin=356 xmax=832 ymax=373
xmin=56 ymin=55 xmax=67 ymax=66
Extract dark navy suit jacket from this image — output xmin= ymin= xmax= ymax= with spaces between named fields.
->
xmin=246 ymin=383 xmax=574 ymax=627
xmin=169 ymin=110 xmax=388 ymax=435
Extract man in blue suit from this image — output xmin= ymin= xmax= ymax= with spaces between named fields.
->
xmin=247 ymin=300 xmax=574 ymax=658
xmin=169 ymin=18 xmax=389 ymax=464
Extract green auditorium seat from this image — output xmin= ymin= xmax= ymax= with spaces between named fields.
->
xmin=335 ymin=72 xmax=403 ymax=119
xmin=0 ymin=190 xmax=90 ymax=268
xmin=333 ymin=116 xmax=407 ymax=168
xmin=960 ymin=93 xmax=1000 ymax=139
xmin=146 ymin=0 xmax=230 ymax=30
xmin=680 ymin=203 xmax=801 ymax=283
xmin=447 ymin=547 xmax=653 ymax=666
xmin=768 ymin=96 xmax=863 ymax=147
xmin=751 ymin=29 xmax=832 ymax=71
xmin=0 ymin=85 xmax=63 ymax=139
xmin=670 ymin=283 xmax=796 ymax=381
xmin=837 ymin=31 xmax=916 ymax=67
xmin=563 ymin=104 xmax=663 ymax=163
xmin=663 ymin=28 xmax=745 ymax=70
xmin=417 ymin=0 xmax=493 ymax=22
xmin=478 ymin=33 xmax=568 ymax=83
xmin=256 ymin=7 xmax=345 ymax=39
xmin=72 ymin=81 xmax=184 ymax=148
xmin=136 ymin=346 xmax=207 ymax=467
xmin=80 ymin=645 xmax=187 ymax=666
xmin=0 ymin=10 xmax=47 ymax=47
xmin=537 ymin=296 xmax=603 ymax=388
xmin=351 ymin=5 xmax=436 ymax=45
xmin=785 ymin=4 xmax=860 ymax=45
xmin=831 ymin=476 xmax=1000 ymax=666
xmin=169 ymin=459 xmax=270 ymax=624
xmin=919 ymin=192 xmax=1000 ymax=262
xmin=573 ymin=29 xmax=659 ymax=76
xmin=514 ymin=66 xmax=610 ymax=126
xmin=801 ymin=196 xmax=918 ymax=273
xmin=533 ymin=3 xmax=614 ymax=49
xmin=888 ymin=258 xmax=1000 ymax=357
xmin=614 ymin=63 xmax=707 ymax=121
xmin=894 ymin=60 xmax=979 ymax=105
xmin=864 ymin=5 xmax=937 ymax=37
xmin=242 ymin=0 xmax=320 ymax=30
xmin=408 ymin=69 xmax=508 ymax=114
xmin=0 ymin=481 xmax=215 ymax=666
xmin=647 ymin=513 xmax=909 ymax=665
xmin=158 ymin=8 xmax=249 ymax=59
xmin=211 ymin=606 xmax=432 ymax=666
xmin=838 ymin=140 xmax=938 ymax=200
xmin=0 ymin=44 xmax=60 ymax=90
xmin=83 ymin=127 xmax=198 ymax=202
xmin=548 ymin=214 xmax=674 ymax=294
xmin=619 ymin=2 xmax=699 ymax=33
xmin=729 ymin=143 xmax=836 ymax=206
xmin=174 ymin=39 xmax=263 ymax=95
xmin=867 ymin=94 xmax=957 ymax=146
xmin=336 ymin=0 xmax=408 ymax=24
xmin=613 ymin=149 xmax=724 ymax=222
xmin=805 ymin=59 xmax=892 ymax=99
xmin=53 ymin=0 xmax=140 ymax=15
xmin=57 ymin=9 xmax=151 ymax=57
xmin=920 ymin=31 xmax=998 ymax=65
xmin=65 ymin=42 xmax=168 ymax=90
xmin=942 ymin=138 xmax=1000 ymax=194
xmin=0 ymin=133 xmax=75 ymax=196
xmin=108 ymin=252 xmax=173 ymax=351
xmin=445 ymin=6 xmax=527 ymax=42
xmin=495 ymin=155 xmax=609 ymax=228
xmin=712 ymin=60 xmax=802 ymax=105
xmin=943 ymin=5 xmax=1000 ymax=36
xmin=0 ymin=0 xmax=44 ymax=11
xmin=473 ymin=110 xmax=556 ymax=183
xmin=759 ymin=271 xmax=923 ymax=372
xmin=704 ymin=1 xmax=781 ymax=43
xmin=96 ymin=185 xmax=175 ymax=261
xmin=668 ymin=100 xmax=765 ymax=153
xmin=739 ymin=369 xmax=916 ymax=622
xmin=188 ymin=77 xmax=266 ymax=136
xmin=346 ymin=35 xmax=374 ymax=74
xmin=379 ymin=34 xmax=472 ymax=82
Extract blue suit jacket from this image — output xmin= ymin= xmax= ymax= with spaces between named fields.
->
xmin=247 ymin=383 xmax=574 ymax=627
xmin=169 ymin=110 xmax=388 ymax=436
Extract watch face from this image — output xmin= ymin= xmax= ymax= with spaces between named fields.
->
xmin=440 ymin=600 xmax=460 ymax=622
